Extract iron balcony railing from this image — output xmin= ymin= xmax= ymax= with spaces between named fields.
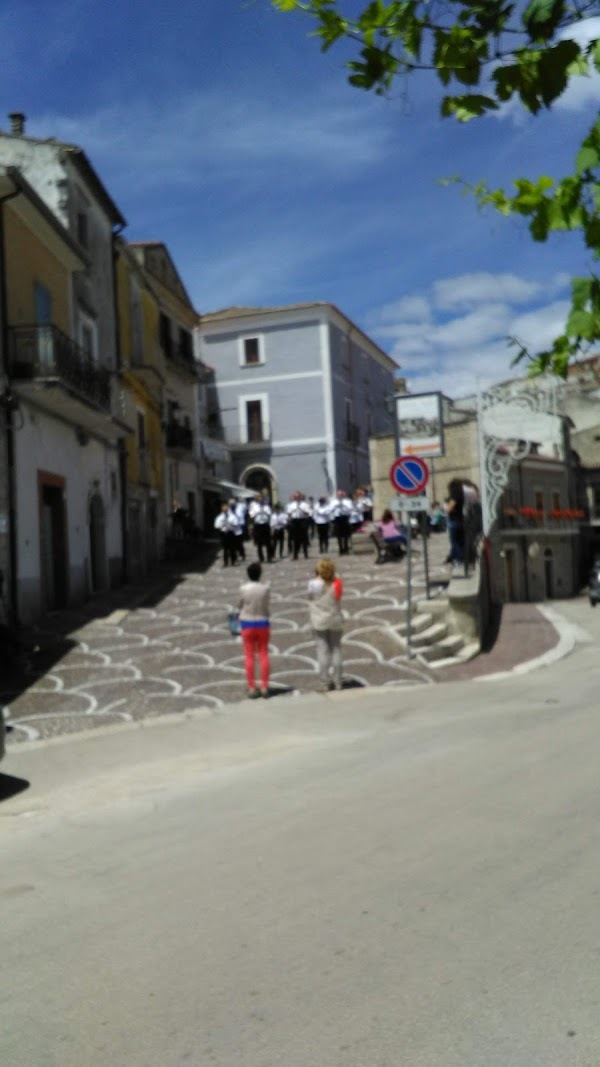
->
xmin=165 ymin=421 xmax=194 ymax=451
xmin=8 ymin=325 xmax=111 ymax=412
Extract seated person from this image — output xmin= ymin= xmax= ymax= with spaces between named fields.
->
xmin=377 ymin=510 xmax=407 ymax=545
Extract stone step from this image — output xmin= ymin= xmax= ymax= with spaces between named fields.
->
xmin=415 ymin=597 xmax=449 ymax=617
xmin=417 ymin=633 xmax=465 ymax=664
xmin=396 ymin=612 xmax=433 ymax=636
xmin=425 ymin=638 xmax=481 ymax=670
xmin=410 ymin=621 xmax=448 ymax=648
xmin=456 ymin=639 xmax=480 ymax=662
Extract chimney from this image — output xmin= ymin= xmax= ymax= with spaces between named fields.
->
xmin=8 ymin=112 xmax=26 ymax=136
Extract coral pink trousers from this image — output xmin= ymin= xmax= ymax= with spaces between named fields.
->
xmin=241 ymin=627 xmax=270 ymax=690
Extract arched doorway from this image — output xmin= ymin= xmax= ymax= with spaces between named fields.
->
xmin=240 ymin=464 xmax=276 ymax=504
xmin=89 ymin=492 xmax=107 ymax=593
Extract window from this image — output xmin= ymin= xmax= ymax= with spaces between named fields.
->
xmin=246 ymin=400 xmax=263 ymax=442
xmin=77 ymin=212 xmax=88 ymax=249
xmin=159 ymin=312 xmax=172 ymax=358
xmin=240 ymin=336 xmax=264 ymax=366
xmin=78 ymin=311 xmax=97 ymax=361
xmin=552 ymin=491 xmax=561 ymax=510
xmin=239 ymin=392 xmax=269 ymax=443
xmin=534 ymin=490 xmax=544 ymax=511
xmin=178 ymin=328 xmax=193 ymax=362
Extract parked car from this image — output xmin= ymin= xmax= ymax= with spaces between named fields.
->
xmin=588 ymin=560 xmax=600 ymax=606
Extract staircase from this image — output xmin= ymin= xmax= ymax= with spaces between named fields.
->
xmin=394 ymin=596 xmax=480 ymax=668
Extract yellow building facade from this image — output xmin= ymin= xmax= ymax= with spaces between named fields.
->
xmin=115 ymin=240 xmax=167 ymax=577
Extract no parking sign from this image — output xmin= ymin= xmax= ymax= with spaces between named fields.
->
xmin=389 ymin=456 xmax=429 ymax=496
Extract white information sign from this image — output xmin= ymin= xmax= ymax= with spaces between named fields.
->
xmin=396 ymin=392 xmax=444 ymax=458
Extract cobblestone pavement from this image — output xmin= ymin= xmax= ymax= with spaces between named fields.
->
xmin=2 ymin=533 xmax=453 ymax=743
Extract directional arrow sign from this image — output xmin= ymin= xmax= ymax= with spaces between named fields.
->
xmin=389 ymin=456 xmax=429 ymax=496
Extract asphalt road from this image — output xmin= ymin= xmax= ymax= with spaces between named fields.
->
xmin=2 ymin=615 xmax=600 ymax=1066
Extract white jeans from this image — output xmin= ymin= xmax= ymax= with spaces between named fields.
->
xmin=313 ymin=629 xmax=342 ymax=687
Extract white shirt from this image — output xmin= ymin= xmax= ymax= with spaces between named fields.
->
xmin=313 ymin=502 xmax=332 ymax=524
xmin=286 ymin=500 xmax=311 ymax=520
xmin=331 ymin=496 xmax=353 ymax=519
xmin=250 ymin=501 xmax=272 ymax=525
xmin=270 ymin=511 xmax=288 ymax=531
xmin=215 ymin=512 xmax=234 ymax=533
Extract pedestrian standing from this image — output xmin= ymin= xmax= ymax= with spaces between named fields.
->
xmin=308 ymin=558 xmax=344 ymax=692
xmin=238 ymin=562 xmax=271 ymax=698
xmin=313 ymin=496 xmax=332 ymax=553
xmin=270 ymin=502 xmax=288 ymax=559
xmin=446 ymin=479 xmax=465 ymax=565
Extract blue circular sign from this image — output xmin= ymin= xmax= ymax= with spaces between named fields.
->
xmin=389 ymin=456 xmax=429 ymax=495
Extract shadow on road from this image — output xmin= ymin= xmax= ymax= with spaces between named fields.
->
xmin=0 ymin=771 xmax=30 ymax=802
xmin=0 ymin=544 xmax=221 ymax=708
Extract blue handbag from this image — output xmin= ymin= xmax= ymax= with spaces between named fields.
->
xmin=228 ymin=612 xmax=241 ymax=637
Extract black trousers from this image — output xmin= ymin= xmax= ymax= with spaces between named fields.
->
xmin=272 ymin=529 xmax=285 ymax=558
xmin=316 ymin=523 xmax=329 ymax=552
xmin=254 ymin=524 xmax=272 ymax=563
xmin=290 ymin=520 xmax=308 ymax=559
xmin=221 ymin=531 xmax=236 ymax=567
xmin=334 ymin=516 xmax=350 ymax=554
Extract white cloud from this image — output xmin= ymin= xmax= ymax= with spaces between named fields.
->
xmin=434 ymin=272 xmax=542 ymax=310
xmin=366 ymin=271 xmax=570 ymax=398
xmin=370 ymin=295 xmax=431 ymax=324
xmin=31 ymin=87 xmax=394 ymax=192
xmin=510 ymin=300 xmax=571 ymax=351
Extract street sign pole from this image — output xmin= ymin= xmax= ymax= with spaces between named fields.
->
xmin=389 ymin=456 xmax=429 ymax=662
xmin=406 ymin=519 xmax=414 ymax=658
xmin=421 ymin=511 xmax=431 ymax=600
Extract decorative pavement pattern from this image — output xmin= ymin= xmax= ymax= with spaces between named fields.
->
xmin=2 ymin=535 xmax=452 ymax=744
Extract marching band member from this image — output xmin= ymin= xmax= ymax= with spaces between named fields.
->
xmin=330 ymin=489 xmax=353 ymax=555
xmin=214 ymin=502 xmax=237 ymax=567
xmin=313 ymin=496 xmax=332 ymax=553
xmin=249 ymin=493 xmax=273 ymax=563
xmin=228 ymin=499 xmax=245 ymax=562
xmin=285 ymin=491 xmax=311 ymax=560
xmin=270 ymin=503 xmax=288 ymax=559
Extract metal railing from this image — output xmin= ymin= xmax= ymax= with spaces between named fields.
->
xmin=8 ymin=325 xmax=112 ymax=412
xmin=165 ymin=422 xmax=194 ymax=451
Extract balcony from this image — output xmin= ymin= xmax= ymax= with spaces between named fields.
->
xmin=9 ymin=324 xmax=111 ymax=410
xmin=165 ymin=421 xmax=194 ymax=453
xmin=501 ymin=506 xmax=587 ymax=531
xmin=161 ymin=340 xmax=197 ymax=380
xmin=7 ymin=325 xmax=128 ymax=441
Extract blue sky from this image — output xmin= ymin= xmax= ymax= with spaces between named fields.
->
xmin=3 ymin=0 xmax=600 ymax=396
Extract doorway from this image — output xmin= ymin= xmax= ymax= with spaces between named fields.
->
xmin=242 ymin=466 xmax=274 ymax=503
xmin=39 ymin=477 xmax=67 ymax=612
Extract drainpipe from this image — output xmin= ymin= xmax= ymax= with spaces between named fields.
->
xmin=0 ymin=184 xmax=22 ymax=627
xmin=111 ymin=226 xmax=128 ymax=584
